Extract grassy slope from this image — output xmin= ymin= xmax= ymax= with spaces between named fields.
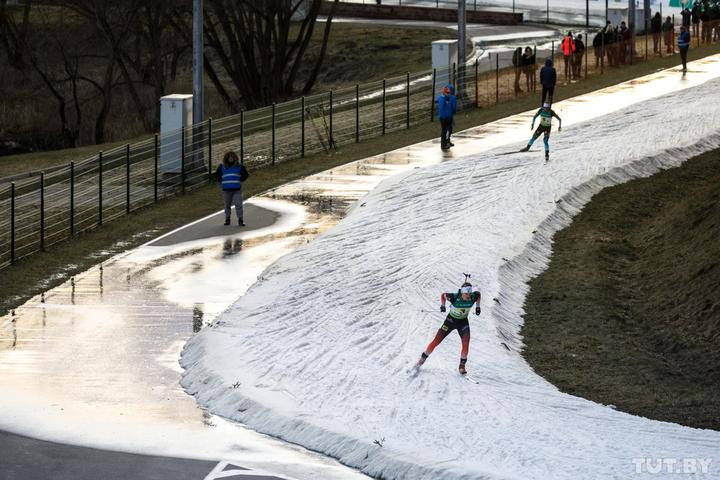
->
xmin=522 ymin=148 xmax=720 ymax=430
xmin=2 ymin=43 xmax=720 ymax=317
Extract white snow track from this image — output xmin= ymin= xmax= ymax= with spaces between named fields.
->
xmin=182 ymin=70 xmax=720 ymax=478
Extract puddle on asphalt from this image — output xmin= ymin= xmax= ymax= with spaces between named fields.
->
xmin=1 ymin=54 xmax=719 ymax=478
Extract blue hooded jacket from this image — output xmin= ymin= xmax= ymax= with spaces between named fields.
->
xmin=540 ymin=58 xmax=556 ymax=87
xmin=437 ymin=83 xmax=457 ymax=120
xmin=678 ymin=30 xmax=690 ymax=48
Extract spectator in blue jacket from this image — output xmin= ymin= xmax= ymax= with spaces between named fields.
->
xmin=214 ymin=151 xmax=246 ymax=226
xmin=678 ymin=25 xmax=690 ymax=72
xmin=540 ymin=58 xmax=557 ymax=106
xmin=437 ymin=84 xmax=457 ymax=150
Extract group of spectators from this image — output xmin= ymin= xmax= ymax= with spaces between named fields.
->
xmin=681 ymin=0 xmax=720 ymax=44
xmin=559 ymin=31 xmax=586 ymax=81
xmin=592 ymin=21 xmax=634 ymax=68
xmin=512 ymin=46 xmax=538 ymax=94
xmin=505 ymin=2 xmax=720 ymax=100
xmin=650 ymin=13 xmax=679 ymax=54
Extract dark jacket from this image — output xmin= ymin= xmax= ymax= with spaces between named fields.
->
xmin=651 ymin=14 xmax=662 ymax=33
xmin=437 ymin=84 xmax=457 ymax=120
xmin=539 ymin=58 xmax=556 ymax=87
xmin=681 ymin=9 xmax=691 ymax=27
xmin=691 ymin=5 xmax=700 ymax=23
xmin=662 ymin=19 xmax=673 ymax=33
xmin=574 ymin=39 xmax=585 ymax=55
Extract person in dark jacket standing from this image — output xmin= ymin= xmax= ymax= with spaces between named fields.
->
xmin=437 ymin=84 xmax=457 ymax=150
xmin=681 ymin=6 xmax=692 ymax=31
xmin=522 ymin=46 xmax=536 ymax=93
xmin=678 ymin=24 xmax=691 ymax=72
xmin=540 ymin=58 xmax=556 ymax=105
xmin=651 ymin=12 xmax=662 ymax=54
xmin=662 ymin=16 xmax=675 ymax=54
xmin=691 ymin=3 xmax=700 ymax=40
xmin=593 ymin=30 xmax=604 ymax=68
xmin=215 ymin=151 xmax=246 ymax=226
xmin=572 ymin=34 xmax=584 ymax=80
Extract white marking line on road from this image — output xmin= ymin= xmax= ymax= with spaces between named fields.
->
xmin=203 ymin=460 xmax=290 ymax=479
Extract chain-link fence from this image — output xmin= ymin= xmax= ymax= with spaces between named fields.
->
xmin=1 ymin=19 xmax=716 ymax=269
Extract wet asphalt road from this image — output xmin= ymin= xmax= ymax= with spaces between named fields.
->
xmin=0 ymin=431 xmax=287 ymax=480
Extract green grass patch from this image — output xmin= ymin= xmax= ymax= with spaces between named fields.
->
xmin=2 ymin=44 xmax=720 ymax=317
xmin=522 ymin=148 xmax=720 ymax=430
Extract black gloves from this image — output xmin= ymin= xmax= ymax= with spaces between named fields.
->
xmin=475 ymin=306 xmax=481 ymax=316
xmin=440 ymin=305 xmax=446 ymax=313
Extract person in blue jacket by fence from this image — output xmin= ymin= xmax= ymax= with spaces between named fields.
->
xmin=437 ymin=84 xmax=457 ymax=150
xmin=678 ymin=25 xmax=691 ymax=73
xmin=215 ymin=151 xmax=248 ymax=226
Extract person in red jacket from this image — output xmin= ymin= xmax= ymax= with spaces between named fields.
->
xmin=560 ymin=31 xmax=575 ymax=82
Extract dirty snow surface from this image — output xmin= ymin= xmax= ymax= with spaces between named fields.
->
xmin=182 ymin=79 xmax=720 ymax=479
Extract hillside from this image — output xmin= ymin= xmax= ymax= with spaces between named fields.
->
xmin=523 ymin=148 xmax=720 ymax=430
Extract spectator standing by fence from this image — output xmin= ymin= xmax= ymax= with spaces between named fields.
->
xmin=663 ymin=16 xmax=675 ymax=54
xmin=700 ymin=0 xmax=710 ymax=43
xmin=512 ymin=47 xmax=524 ymax=95
xmin=692 ymin=3 xmax=701 ymax=39
xmin=215 ymin=151 xmax=247 ymax=226
xmin=678 ymin=25 xmax=690 ymax=73
xmin=618 ymin=22 xmax=627 ymax=64
xmin=604 ymin=24 xmax=617 ymax=67
xmin=540 ymin=58 xmax=556 ymax=105
xmin=652 ymin=12 xmax=662 ymax=54
xmin=681 ymin=6 xmax=692 ymax=32
xmin=593 ymin=30 xmax=604 ymax=68
xmin=572 ymin=34 xmax=584 ymax=80
xmin=522 ymin=47 xmax=536 ymax=93
xmin=560 ymin=32 xmax=575 ymax=82
xmin=438 ymin=84 xmax=457 ymax=150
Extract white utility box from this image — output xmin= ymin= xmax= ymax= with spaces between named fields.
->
xmin=432 ymin=39 xmax=458 ymax=71
xmin=160 ymin=94 xmax=193 ymax=174
xmin=432 ymin=39 xmax=458 ymax=93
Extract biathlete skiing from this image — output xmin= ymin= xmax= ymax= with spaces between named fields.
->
xmin=520 ymin=102 xmax=562 ymax=161
xmin=416 ymin=275 xmax=481 ymax=375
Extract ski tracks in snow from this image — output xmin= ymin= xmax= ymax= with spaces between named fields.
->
xmin=182 ymin=77 xmax=720 ymax=479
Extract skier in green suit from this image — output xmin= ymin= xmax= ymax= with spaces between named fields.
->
xmin=520 ymin=102 xmax=562 ymax=161
xmin=416 ymin=281 xmax=481 ymax=375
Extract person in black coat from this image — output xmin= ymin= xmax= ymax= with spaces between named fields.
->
xmin=593 ymin=30 xmax=604 ymax=68
xmin=651 ymin=12 xmax=662 ymax=54
xmin=539 ymin=57 xmax=556 ymax=105
xmin=691 ymin=3 xmax=701 ymax=39
xmin=573 ymin=34 xmax=585 ymax=79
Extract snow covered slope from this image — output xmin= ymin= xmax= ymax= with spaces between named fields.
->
xmin=181 ymin=78 xmax=720 ymax=479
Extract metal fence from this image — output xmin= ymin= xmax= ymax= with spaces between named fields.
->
xmin=1 ymin=22 xmax=714 ymax=270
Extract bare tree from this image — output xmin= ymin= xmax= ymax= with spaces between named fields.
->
xmin=1 ymin=1 xmax=84 ymax=147
xmin=200 ymin=0 xmax=339 ymax=110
